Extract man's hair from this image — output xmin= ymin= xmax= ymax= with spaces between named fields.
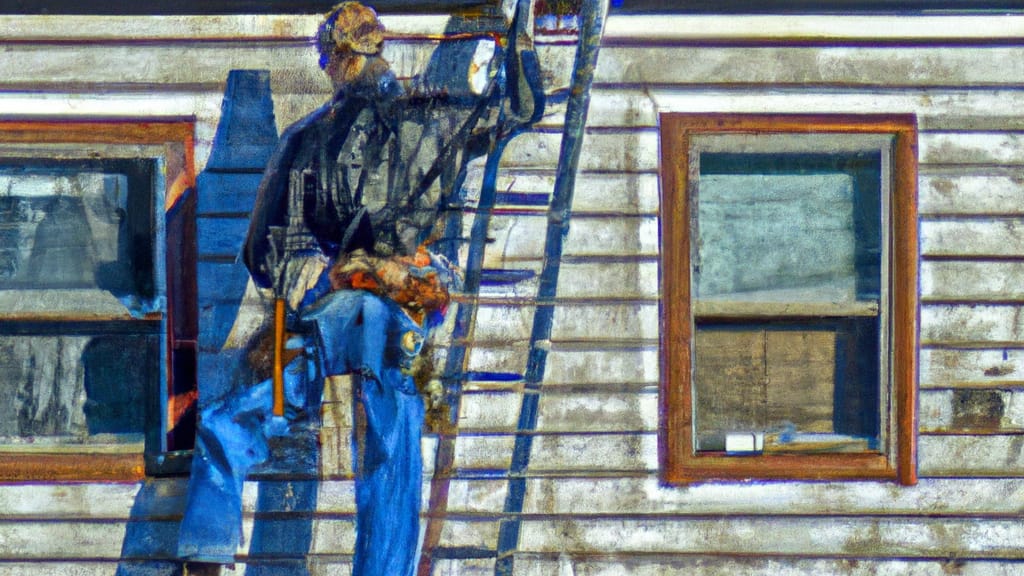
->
xmin=317 ymin=1 xmax=386 ymax=69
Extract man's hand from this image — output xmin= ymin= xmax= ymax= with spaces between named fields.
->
xmin=282 ymin=255 xmax=328 ymax=311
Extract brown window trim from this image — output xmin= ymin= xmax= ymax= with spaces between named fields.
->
xmin=0 ymin=119 xmax=197 ymax=483
xmin=658 ymin=113 xmax=919 ymax=486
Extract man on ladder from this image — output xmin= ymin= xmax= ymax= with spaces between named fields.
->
xmin=176 ymin=2 xmax=544 ymax=574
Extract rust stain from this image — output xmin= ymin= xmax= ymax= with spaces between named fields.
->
xmin=930 ymin=178 xmax=955 ymax=196
xmin=941 ymin=557 xmax=966 ymax=575
xmin=983 ymin=364 xmax=1015 ymax=377
xmin=952 ymin=389 xmax=1005 ymax=430
xmin=1007 ymin=436 xmax=1024 ymax=467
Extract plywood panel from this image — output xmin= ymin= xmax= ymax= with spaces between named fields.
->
xmin=694 ymin=329 xmax=769 ymax=438
xmin=765 ymin=331 xmax=836 ymax=433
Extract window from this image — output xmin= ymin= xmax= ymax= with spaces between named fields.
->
xmin=0 ymin=120 xmax=196 ymax=481
xmin=659 ymin=114 xmax=918 ymax=485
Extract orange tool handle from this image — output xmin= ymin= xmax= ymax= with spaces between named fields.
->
xmin=272 ymin=298 xmax=286 ymax=417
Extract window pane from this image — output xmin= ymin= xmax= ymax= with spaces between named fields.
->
xmin=694 ymin=152 xmax=882 ymax=307
xmin=0 ymin=161 xmax=157 ymax=314
xmin=691 ymin=151 xmax=883 ymax=455
xmin=694 ymin=320 xmax=880 ymax=453
xmin=0 ymin=334 xmax=157 ymax=445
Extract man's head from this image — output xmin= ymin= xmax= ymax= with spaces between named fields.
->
xmin=317 ymin=2 xmax=387 ymax=88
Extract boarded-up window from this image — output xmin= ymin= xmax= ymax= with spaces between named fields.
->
xmin=659 ymin=115 xmax=918 ymax=485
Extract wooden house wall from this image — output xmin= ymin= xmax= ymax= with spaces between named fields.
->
xmin=0 ymin=12 xmax=1022 ymax=575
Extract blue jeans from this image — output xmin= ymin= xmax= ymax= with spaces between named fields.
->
xmin=178 ymin=290 xmax=427 ymax=576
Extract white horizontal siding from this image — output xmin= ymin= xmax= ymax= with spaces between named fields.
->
xmin=513 ymin=557 xmax=1024 ymax=576
xmin=0 ymin=11 xmax=1022 ymax=576
xmin=590 ymin=46 xmax=1024 ymax=86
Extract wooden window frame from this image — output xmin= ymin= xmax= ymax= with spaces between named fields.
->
xmin=658 ymin=113 xmax=919 ymax=485
xmin=0 ymin=119 xmax=197 ymax=482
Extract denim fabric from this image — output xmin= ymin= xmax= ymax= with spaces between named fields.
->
xmin=177 ymin=291 xmax=427 ymax=576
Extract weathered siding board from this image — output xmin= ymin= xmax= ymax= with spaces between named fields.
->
xmin=451 ymin=433 xmax=1024 ymax=477
xmin=0 ymin=484 xmax=138 ymax=519
xmin=590 ymin=46 xmax=1024 ymax=86
xmin=918 ymin=435 xmax=1024 ymax=477
xmin=921 ymin=349 xmax=1024 ymax=388
xmin=630 ymin=89 xmax=1024 ymax=130
xmin=501 ymin=130 xmax=1024 ymax=171
xmin=920 ymin=389 xmax=1024 ymax=433
xmin=0 ymin=564 xmax=118 ymax=576
xmin=922 ymin=220 xmax=1024 ymax=258
xmin=526 ymin=433 xmax=657 ymax=473
xmin=514 ymin=517 xmax=1024 ymax=557
xmin=0 ymin=41 xmax=434 ymax=92
xmin=922 ymin=304 xmax=1024 ymax=345
xmin=0 ymin=521 xmax=128 ymax=559
xmin=457 ymin=389 xmax=659 ymax=433
xmin=922 ymin=261 xmax=1024 ymax=302
xmin=330 ymin=382 xmax=1024 ymax=488
xmin=920 ymin=173 xmax=1024 ymax=216
xmin=513 ymin=556 xmax=1024 ymax=576
xmin=519 ymin=477 xmax=1024 ymax=516
xmin=477 ymin=213 xmax=659 ymax=264
xmin=543 ymin=347 xmax=660 ymax=386
xmin=463 ymin=170 xmax=660 ymax=214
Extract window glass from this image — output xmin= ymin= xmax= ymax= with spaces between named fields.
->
xmin=691 ymin=149 xmax=884 ymax=455
xmin=0 ymin=160 xmax=159 ymax=449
